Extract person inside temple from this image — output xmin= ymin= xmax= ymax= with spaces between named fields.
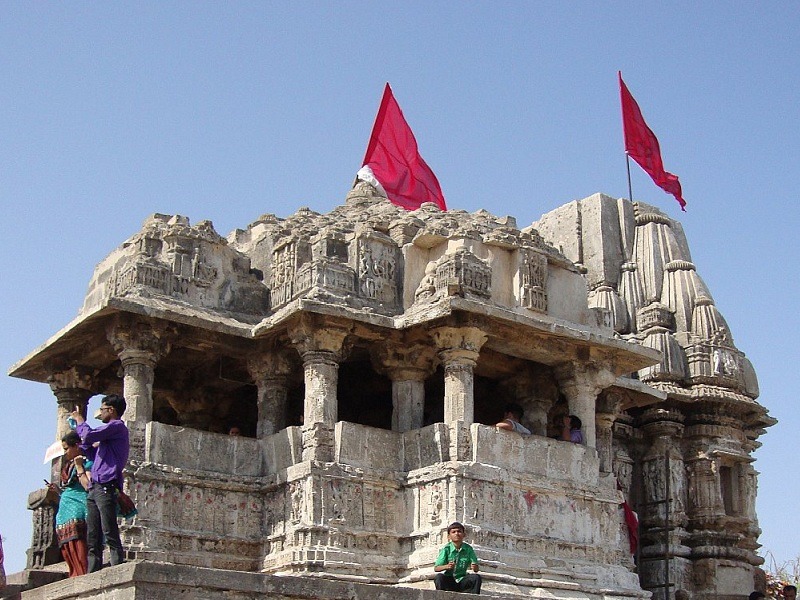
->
xmin=561 ymin=414 xmax=583 ymax=444
xmin=495 ymin=403 xmax=531 ymax=435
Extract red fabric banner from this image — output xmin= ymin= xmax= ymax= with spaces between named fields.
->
xmin=622 ymin=500 xmax=639 ymax=554
xmin=362 ymin=83 xmax=447 ymax=211
xmin=619 ymin=72 xmax=686 ymax=211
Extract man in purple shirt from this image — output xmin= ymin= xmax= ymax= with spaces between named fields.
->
xmin=71 ymin=394 xmax=130 ymax=572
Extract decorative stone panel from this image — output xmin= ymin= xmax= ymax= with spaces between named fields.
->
xmin=353 ymin=232 xmax=401 ymax=310
xmin=434 ymin=248 xmax=491 ymax=300
xmin=519 ymin=248 xmax=548 ymax=312
xmin=294 ymin=258 xmax=356 ymax=300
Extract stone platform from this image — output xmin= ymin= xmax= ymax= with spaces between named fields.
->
xmin=12 ymin=561 xmax=650 ymax=600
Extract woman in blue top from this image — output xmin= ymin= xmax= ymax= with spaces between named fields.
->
xmin=52 ymin=431 xmax=92 ymax=577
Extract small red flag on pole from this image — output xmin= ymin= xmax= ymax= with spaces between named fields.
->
xmin=356 ymin=83 xmax=447 ymax=211
xmin=619 ymin=72 xmax=686 ymax=211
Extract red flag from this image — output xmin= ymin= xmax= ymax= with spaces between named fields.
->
xmin=619 ymin=72 xmax=686 ymax=211
xmin=622 ymin=500 xmax=639 ymax=554
xmin=358 ymin=83 xmax=447 ymax=211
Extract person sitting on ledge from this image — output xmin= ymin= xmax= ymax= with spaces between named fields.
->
xmin=434 ymin=522 xmax=481 ymax=595
xmin=561 ymin=414 xmax=584 ymax=444
xmin=495 ymin=403 xmax=531 ymax=435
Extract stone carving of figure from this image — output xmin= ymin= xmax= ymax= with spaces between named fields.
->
xmin=429 ymin=485 xmax=443 ymax=524
xmin=712 ymin=348 xmax=723 ymax=376
xmin=414 ymin=261 xmax=438 ymax=304
xmin=290 ymin=482 xmax=304 ymax=524
xmin=330 ymin=481 xmax=344 ymax=522
xmin=712 ymin=348 xmax=738 ymax=376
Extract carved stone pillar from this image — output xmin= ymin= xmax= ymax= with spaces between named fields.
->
xmin=683 ymin=419 xmax=726 ymax=530
xmin=48 ymin=366 xmax=95 ymax=443
xmin=289 ymin=318 xmax=350 ymax=461
xmin=372 ymin=339 xmax=436 ymax=432
xmin=248 ymin=349 xmax=294 ymax=438
xmin=638 ymin=409 xmax=689 ymax=599
xmin=503 ymin=371 xmax=555 ymax=436
xmin=612 ymin=414 xmax=638 ymax=499
xmin=640 ymin=410 xmax=687 ymax=528
xmin=555 ymin=362 xmax=615 ymax=448
xmin=107 ymin=318 xmax=172 ymax=460
xmin=430 ymin=326 xmax=487 ymax=425
xmin=596 ymin=392 xmax=623 ymax=473
xmin=595 ymin=412 xmax=616 ymax=473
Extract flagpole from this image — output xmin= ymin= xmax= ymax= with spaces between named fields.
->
xmin=625 ymin=152 xmax=634 ymax=202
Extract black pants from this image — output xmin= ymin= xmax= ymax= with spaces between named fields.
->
xmin=86 ymin=483 xmax=125 ymax=572
xmin=435 ymin=572 xmax=482 ymax=594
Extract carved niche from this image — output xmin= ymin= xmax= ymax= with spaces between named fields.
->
xmin=519 ymin=248 xmax=548 ymax=313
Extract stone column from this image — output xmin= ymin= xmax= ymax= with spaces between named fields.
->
xmin=48 ymin=366 xmax=96 ymax=443
xmin=555 ymin=362 xmax=615 ymax=449
xmin=108 ymin=318 xmax=172 ymax=460
xmin=248 ymin=349 xmax=294 ymax=438
xmin=47 ymin=366 xmax=96 ymax=482
xmin=595 ymin=412 xmax=616 ymax=473
xmin=289 ymin=318 xmax=350 ymax=461
xmin=638 ymin=409 xmax=688 ymax=600
xmin=430 ymin=326 xmax=487 ymax=425
xmin=595 ymin=392 xmax=623 ymax=473
xmin=612 ymin=414 xmax=637 ymax=498
xmin=372 ymin=340 xmax=436 ymax=432
xmin=503 ymin=371 xmax=555 ymax=436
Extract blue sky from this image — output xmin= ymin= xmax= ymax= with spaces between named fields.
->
xmin=1 ymin=3 xmax=798 ymax=575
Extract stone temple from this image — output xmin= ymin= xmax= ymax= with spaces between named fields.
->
xmin=8 ymin=185 xmax=772 ymax=599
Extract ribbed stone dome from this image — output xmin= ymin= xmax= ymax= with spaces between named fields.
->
xmin=589 ymin=285 xmax=629 ymax=333
xmin=639 ymin=326 xmax=688 ymax=383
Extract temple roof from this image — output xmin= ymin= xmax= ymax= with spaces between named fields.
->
xmin=10 ymin=186 xmax=660 ymax=387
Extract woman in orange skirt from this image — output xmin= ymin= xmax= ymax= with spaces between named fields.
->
xmin=53 ymin=431 xmax=92 ymax=577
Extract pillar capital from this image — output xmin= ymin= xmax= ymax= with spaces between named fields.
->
xmin=640 ymin=408 xmax=685 ymax=438
xmin=554 ymin=361 xmax=616 ymax=396
xmin=247 ymin=348 xmax=295 ymax=382
xmin=47 ymin=366 xmax=97 ymax=444
xmin=288 ymin=317 xmax=351 ymax=364
xmin=107 ymin=317 xmax=173 ymax=365
xmin=372 ymin=338 xmax=437 ymax=382
xmin=47 ymin=365 xmax=96 ymax=394
xmin=430 ymin=326 xmax=487 ymax=367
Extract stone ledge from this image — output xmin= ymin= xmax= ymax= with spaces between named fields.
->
xmin=18 ymin=560 xmax=648 ymax=600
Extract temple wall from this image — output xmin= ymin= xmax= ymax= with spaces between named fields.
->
xmin=545 ymin=265 xmax=592 ymax=324
xmin=124 ymin=421 xmax=638 ymax=594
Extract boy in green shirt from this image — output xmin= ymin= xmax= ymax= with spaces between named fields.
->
xmin=434 ymin=522 xmax=481 ymax=594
